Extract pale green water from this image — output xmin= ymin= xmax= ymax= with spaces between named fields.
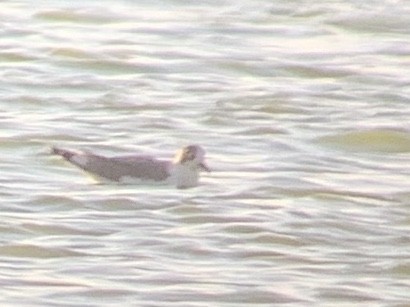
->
xmin=1 ymin=0 xmax=409 ymax=306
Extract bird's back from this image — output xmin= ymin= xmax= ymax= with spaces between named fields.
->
xmin=53 ymin=147 xmax=171 ymax=182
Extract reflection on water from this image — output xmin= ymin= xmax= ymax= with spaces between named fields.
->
xmin=1 ymin=0 xmax=409 ymax=305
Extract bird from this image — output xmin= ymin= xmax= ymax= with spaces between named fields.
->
xmin=52 ymin=145 xmax=210 ymax=189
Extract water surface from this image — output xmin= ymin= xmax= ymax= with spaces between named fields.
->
xmin=1 ymin=0 xmax=409 ymax=305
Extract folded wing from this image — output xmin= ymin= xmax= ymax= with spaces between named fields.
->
xmin=53 ymin=147 xmax=171 ymax=182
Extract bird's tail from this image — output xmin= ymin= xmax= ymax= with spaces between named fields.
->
xmin=51 ymin=146 xmax=77 ymax=161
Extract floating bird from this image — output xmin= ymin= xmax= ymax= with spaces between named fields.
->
xmin=52 ymin=145 xmax=210 ymax=189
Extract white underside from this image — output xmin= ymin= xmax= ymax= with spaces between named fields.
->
xmin=118 ymin=175 xmax=173 ymax=185
xmin=118 ymin=166 xmax=200 ymax=188
xmin=80 ymin=162 xmax=200 ymax=188
xmin=85 ymin=173 xmax=172 ymax=186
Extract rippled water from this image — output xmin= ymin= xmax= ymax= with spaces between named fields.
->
xmin=1 ymin=0 xmax=410 ymax=305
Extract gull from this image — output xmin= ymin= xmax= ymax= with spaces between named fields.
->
xmin=52 ymin=145 xmax=210 ymax=189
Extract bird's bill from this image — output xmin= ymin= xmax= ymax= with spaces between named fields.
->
xmin=199 ymin=162 xmax=211 ymax=172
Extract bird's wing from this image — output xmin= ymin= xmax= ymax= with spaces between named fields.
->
xmin=53 ymin=147 xmax=171 ymax=181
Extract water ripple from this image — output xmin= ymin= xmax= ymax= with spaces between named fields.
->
xmin=0 ymin=0 xmax=409 ymax=306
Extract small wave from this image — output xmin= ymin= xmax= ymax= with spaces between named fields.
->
xmin=329 ymin=11 xmax=410 ymax=34
xmin=317 ymin=129 xmax=410 ymax=153
xmin=0 ymin=52 xmax=37 ymax=62
xmin=0 ymin=244 xmax=85 ymax=258
xmin=34 ymin=9 xmax=117 ymax=24
xmin=50 ymin=47 xmax=95 ymax=60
